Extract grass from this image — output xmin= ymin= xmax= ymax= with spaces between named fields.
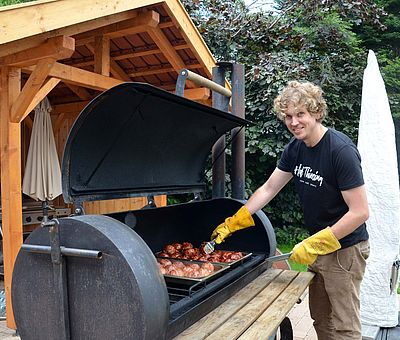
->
xmin=277 ymin=244 xmax=308 ymax=272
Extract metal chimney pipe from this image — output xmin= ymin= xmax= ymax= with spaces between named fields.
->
xmin=212 ymin=66 xmax=229 ymax=198
xmin=230 ymin=63 xmax=245 ymax=200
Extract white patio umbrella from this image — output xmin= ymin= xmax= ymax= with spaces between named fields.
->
xmin=358 ymin=50 xmax=400 ymax=327
xmin=22 ymin=97 xmax=62 ymax=213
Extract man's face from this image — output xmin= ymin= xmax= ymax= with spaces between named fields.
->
xmin=284 ymin=103 xmax=320 ymax=145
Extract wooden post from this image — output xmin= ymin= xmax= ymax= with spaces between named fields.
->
xmin=94 ymin=35 xmax=110 ymax=76
xmin=0 ymin=66 xmax=23 ymax=329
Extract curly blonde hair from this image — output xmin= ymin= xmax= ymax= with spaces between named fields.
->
xmin=273 ymin=81 xmax=327 ymax=122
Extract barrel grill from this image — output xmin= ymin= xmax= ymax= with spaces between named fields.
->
xmin=12 ymin=83 xmax=277 ymax=340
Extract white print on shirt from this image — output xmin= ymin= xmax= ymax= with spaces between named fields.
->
xmin=294 ymin=164 xmax=324 ymax=187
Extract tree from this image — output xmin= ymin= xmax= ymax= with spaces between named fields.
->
xmin=354 ymin=0 xmax=400 ymax=116
xmin=182 ymin=0 xmax=387 ymax=233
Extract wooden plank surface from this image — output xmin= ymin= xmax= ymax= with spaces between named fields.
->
xmin=206 ymin=270 xmax=298 ymax=340
xmin=238 ymin=271 xmax=314 ymax=340
xmin=175 ymin=269 xmax=282 ymax=340
xmin=174 ymin=269 xmax=314 ymax=340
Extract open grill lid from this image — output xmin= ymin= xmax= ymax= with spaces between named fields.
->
xmin=62 ymin=82 xmax=247 ymax=203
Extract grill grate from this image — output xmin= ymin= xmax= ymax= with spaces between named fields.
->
xmin=165 ymin=254 xmax=261 ymax=305
xmin=167 ymin=279 xmax=211 ymax=304
xmin=166 ymin=254 xmax=269 ymax=339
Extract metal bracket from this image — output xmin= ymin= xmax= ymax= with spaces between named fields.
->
xmin=190 ymin=192 xmax=202 ymax=202
xmin=73 ymin=202 xmax=85 ymax=216
xmin=174 ymin=64 xmax=246 ymax=199
xmin=175 ymin=68 xmax=232 ymax=98
xmin=142 ymin=195 xmax=157 ymax=209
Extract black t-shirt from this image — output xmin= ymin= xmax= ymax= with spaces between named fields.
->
xmin=278 ymin=128 xmax=369 ymax=248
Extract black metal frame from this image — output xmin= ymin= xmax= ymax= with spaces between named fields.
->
xmin=175 ymin=63 xmax=246 ymax=200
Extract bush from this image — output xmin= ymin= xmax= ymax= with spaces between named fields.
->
xmin=275 ymin=225 xmax=310 ymax=247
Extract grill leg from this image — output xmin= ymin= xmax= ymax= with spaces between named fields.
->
xmin=269 ymin=317 xmax=293 ymax=340
xmin=49 ymin=221 xmax=71 ymax=340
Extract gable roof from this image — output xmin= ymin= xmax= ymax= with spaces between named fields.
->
xmin=0 ymin=0 xmax=218 ymax=105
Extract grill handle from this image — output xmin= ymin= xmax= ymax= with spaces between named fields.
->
xmin=21 ymin=244 xmax=103 ymax=259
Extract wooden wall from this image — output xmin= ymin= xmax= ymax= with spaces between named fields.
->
xmin=83 ymin=195 xmax=167 ymax=214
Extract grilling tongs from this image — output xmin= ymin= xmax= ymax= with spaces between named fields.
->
xmin=266 ymin=252 xmax=292 ymax=263
xmin=203 ymin=240 xmax=292 ymax=264
xmin=203 ymin=239 xmax=217 ymax=254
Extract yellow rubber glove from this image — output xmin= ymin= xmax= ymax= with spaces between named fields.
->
xmin=211 ymin=206 xmax=255 ymax=244
xmin=289 ymin=227 xmax=341 ymax=265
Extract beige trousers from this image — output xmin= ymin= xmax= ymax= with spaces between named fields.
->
xmin=308 ymin=240 xmax=370 ymax=340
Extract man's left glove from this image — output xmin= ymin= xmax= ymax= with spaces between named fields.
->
xmin=211 ymin=206 xmax=255 ymax=244
xmin=289 ymin=227 xmax=341 ymax=265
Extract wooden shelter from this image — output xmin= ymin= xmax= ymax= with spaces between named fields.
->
xmin=0 ymin=0 xmax=222 ymax=328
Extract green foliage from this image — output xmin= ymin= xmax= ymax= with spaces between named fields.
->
xmin=271 ymin=4 xmax=368 ymax=142
xmin=380 ymin=55 xmax=400 ymax=117
xmin=182 ymin=0 xmax=392 ymax=235
xmin=275 ymin=0 xmax=386 ymax=28
xmin=275 ymin=225 xmax=309 ymax=247
xmin=276 ymin=243 xmax=308 ymax=272
xmin=0 ymin=0 xmax=33 ymax=5
xmin=288 ymin=260 xmax=307 ymax=272
xmin=355 ymin=0 xmax=400 ymax=116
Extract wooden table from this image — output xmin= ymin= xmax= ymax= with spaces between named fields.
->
xmin=174 ymin=268 xmax=314 ymax=340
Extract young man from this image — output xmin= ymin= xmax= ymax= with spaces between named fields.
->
xmin=211 ymin=81 xmax=370 ymax=339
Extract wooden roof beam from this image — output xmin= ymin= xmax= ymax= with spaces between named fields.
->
xmin=147 ymin=26 xmax=184 ymax=71
xmin=52 ymin=101 xmax=90 ymax=115
xmin=68 ymin=43 xmax=190 ymax=69
xmin=0 ymin=36 xmax=75 ymax=67
xmin=23 ymin=116 xmax=33 ymax=130
xmin=128 ymin=63 xmax=201 ymax=78
xmin=109 ymin=61 xmax=131 ymax=81
xmin=112 ymin=43 xmax=189 ymax=61
xmin=0 ymin=9 xmax=139 ymax=58
xmin=147 ymin=25 xmax=195 ymax=88
xmin=163 ymin=0 xmax=216 ymax=79
xmin=74 ymin=10 xmax=159 ymax=46
xmin=23 ymin=62 xmax=123 ymax=91
xmin=0 ymin=0 xmax=162 ymax=45
xmin=86 ymin=43 xmax=131 ymax=81
xmin=181 ymin=87 xmax=210 ymax=101
xmin=10 ymin=58 xmax=56 ymax=123
xmin=128 ymin=65 xmax=175 ymax=78
xmin=94 ymin=36 xmax=110 ymax=76
xmin=68 ymin=47 xmax=162 ymax=68
xmin=65 ymin=83 xmax=92 ymax=100
xmin=20 ymin=77 xmax=61 ymax=121
xmin=113 ymin=47 xmax=162 ymax=61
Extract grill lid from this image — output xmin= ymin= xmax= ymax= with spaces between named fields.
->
xmin=62 ymin=82 xmax=247 ymax=203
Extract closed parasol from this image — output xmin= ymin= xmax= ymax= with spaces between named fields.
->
xmin=358 ymin=50 xmax=400 ymax=328
xmin=22 ymin=97 xmax=62 ymax=216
